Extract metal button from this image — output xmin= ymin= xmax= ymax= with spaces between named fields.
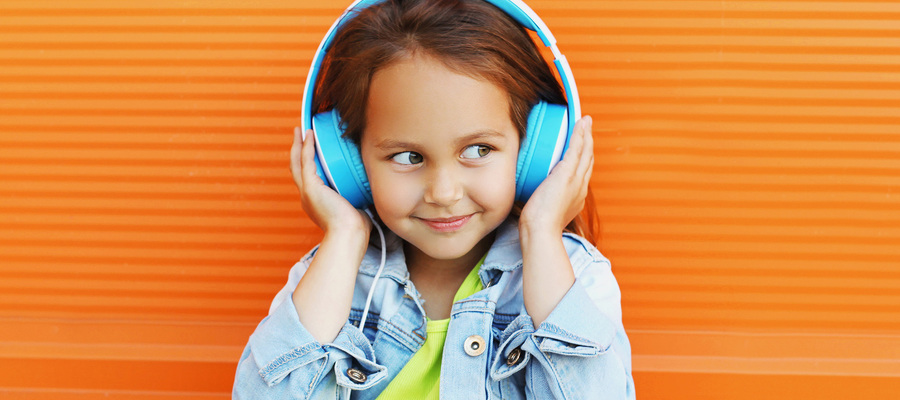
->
xmin=506 ymin=347 xmax=523 ymax=366
xmin=346 ymin=367 xmax=367 ymax=384
xmin=464 ymin=335 xmax=486 ymax=356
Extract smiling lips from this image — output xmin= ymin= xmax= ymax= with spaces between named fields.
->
xmin=418 ymin=214 xmax=474 ymax=232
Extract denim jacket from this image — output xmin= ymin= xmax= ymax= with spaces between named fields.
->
xmin=234 ymin=219 xmax=635 ymax=399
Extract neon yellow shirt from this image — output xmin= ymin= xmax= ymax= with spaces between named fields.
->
xmin=376 ymin=256 xmax=485 ymax=399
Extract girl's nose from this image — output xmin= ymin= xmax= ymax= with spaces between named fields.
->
xmin=423 ymin=166 xmax=463 ymax=206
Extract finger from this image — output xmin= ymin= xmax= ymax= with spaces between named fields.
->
xmin=575 ymin=116 xmax=594 ymax=179
xmin=300 ymin=129 xmax=322 ymax=187
xmin=291 ymin=127 xmax=304 ymax=186
xmin=579 ymin=118 xmax=595 ymax=194
xmin=584 ymin=149 xmax=595 ymax=189
xmin=291 ymin=127 xmax=301 ymax=168
xmin=557 ymin=117 xmax=585 ymax=174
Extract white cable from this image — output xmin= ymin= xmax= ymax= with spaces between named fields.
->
xmin=358 ymin=208 xmax=386 ymax=331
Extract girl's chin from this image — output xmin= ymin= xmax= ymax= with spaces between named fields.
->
xmin=400 ymin=230 xmax=497 ymax=265
xmin=405 ymin=241 xmax=478 ymax=262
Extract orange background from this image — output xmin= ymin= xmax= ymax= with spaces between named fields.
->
xmin=1 ymin=0 xmax=899 ymax=398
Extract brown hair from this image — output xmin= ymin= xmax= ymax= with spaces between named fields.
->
xmin=312 ymin=0 xmax=600 ymax=244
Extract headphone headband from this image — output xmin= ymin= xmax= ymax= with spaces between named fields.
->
xmin=300 ymin=0 xmax=580 ymax=140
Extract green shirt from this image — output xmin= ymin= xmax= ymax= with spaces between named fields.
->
xmin=376 ymin=256 xmax=485 ymax=399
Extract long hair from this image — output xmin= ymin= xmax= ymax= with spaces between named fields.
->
xmin=312 ymin=0 xmax=600 ymax=244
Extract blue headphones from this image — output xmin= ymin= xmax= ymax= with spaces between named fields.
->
xmin=300 ymin=0 xmax=581 ymax=209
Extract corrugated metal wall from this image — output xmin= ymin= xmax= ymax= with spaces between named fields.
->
xmin=1 ymin=0 xmax=898 ymax=398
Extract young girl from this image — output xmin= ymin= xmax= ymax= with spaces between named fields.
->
xmin=234 ymin=0 xmax=634 ymax=398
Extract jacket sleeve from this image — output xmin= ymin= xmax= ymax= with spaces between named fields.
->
xmin=233 ymin=249 xmax=388 ymax=399
xmin=489 ymin=235 xmax=635 ymax=400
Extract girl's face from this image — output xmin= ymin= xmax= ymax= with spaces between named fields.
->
xmin=360 ymin=54 xmax=519 ymax=263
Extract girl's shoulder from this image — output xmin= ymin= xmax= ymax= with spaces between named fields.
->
xmin=266 ymin=245 xmax=320 ymax=315
xmin=561 ymin=231 xmax=611 ymax=274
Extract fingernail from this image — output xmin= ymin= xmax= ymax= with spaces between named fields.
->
xmin=294 ymin=126 xmax=303 ymax=141
xmin=585 ymin=115 xmax=593 ymax=128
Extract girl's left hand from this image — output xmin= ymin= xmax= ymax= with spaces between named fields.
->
xmin=519 ymin=115 xmax=594 ymax=234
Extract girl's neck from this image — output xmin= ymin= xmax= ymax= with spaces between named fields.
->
xmin=403 ymin=232 xmax=495 ymax=320
xmin=404 ymin=231 xmax=494 ymax=286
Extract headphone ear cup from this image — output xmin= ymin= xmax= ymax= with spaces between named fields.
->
xmin=515 ymin=101 xmax=569 ymax=202
xmin=311 ymin=110 xmax=373 ymax=209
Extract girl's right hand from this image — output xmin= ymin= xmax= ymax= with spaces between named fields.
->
xmin=291 ymin=127 xmax=372 ymax=240
xmin=291 ymin=128 xmax=371 ymax=343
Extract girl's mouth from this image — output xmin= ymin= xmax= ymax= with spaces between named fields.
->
xmin=418 ymin=214 xmax=473 ymax=232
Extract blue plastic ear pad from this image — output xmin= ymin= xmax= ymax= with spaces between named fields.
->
xmin=311 ymin=110 xmax=373 ymax=209
xmin=515 ymin=101 xmax=568 ymax=202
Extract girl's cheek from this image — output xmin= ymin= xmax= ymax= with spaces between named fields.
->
xmin=372 ymin=172 xmax=420 ymax=212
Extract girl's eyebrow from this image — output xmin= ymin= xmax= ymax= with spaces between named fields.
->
xmin=372 ymin=129 xmax=508 ymax=150
xmin=372 ymin=138 xmax=422 ymax=151
xmin=455 ymin=129 xmax=507 ymax=146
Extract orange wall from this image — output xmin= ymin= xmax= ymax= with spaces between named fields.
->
xmin=1 ymin=0 xmax=898 ymax=398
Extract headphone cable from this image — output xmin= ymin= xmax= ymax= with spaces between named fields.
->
xmin=358 ymin=208 xmax=386 ymax=332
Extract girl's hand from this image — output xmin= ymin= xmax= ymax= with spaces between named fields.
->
xmin=290 ymin=127 xmax=371 ymax=343
xmin=290 ymin=127 xmax=372 ymax=239
xmin=518 ymin=116 xmax=592 ymax=326
xmin=519 ymin=116 xmax=594 ymax=235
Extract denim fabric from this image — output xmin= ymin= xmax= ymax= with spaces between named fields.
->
xmin=234 ymin=219 xmax=635 ymax=399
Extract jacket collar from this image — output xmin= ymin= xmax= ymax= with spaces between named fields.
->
xmin=480 ymin=218 xmax=524 ymax=272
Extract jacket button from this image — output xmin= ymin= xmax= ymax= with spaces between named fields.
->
xmin=506 ymin=347 xmax=523 ymax=366
xmin=464 ymin=335 xmax=486 ymax=356
xmin=346 ymin=367 xmax=367 ymax=384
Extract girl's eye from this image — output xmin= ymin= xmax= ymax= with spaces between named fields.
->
xmin=391 ymin=151 xmax=423 ymax=165
xmin=461 ymin=145 xmax=492 ymax=159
